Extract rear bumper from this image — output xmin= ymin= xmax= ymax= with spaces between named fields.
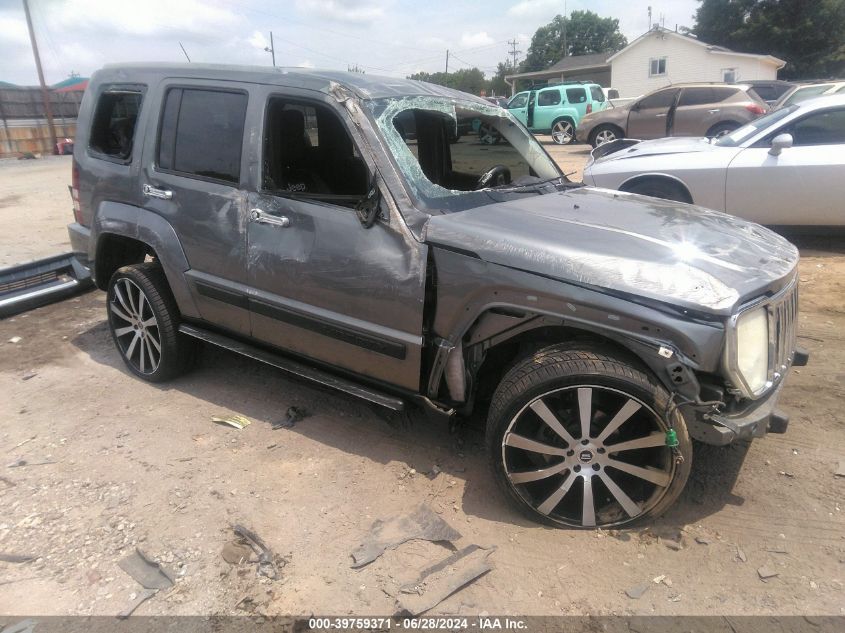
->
xmin=687 ymin=346 xmax=808 ymax=446
xmin=0 ymin=252 xmax=93 ymax=318
xmin=68 ymin=222 xmax=92 ymax=271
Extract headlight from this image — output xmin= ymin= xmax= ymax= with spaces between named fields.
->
xmin=733 ymin=307 xmax=769 ymax=395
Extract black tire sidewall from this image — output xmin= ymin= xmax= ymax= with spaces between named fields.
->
xmin=486 ymin=345 xmax=692 ymax=528
xmin=590 ymin=125 xmax=618 ymax=148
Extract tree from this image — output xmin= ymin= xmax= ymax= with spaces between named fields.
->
xmin=408 ymin=67 xmax=487 ymax=94
xmin=522 ymin=10 xmax=628 ymax=72
xmin=488 ymin=62 xmax=512 ymax=96
xmin=691 ymin=0 xmax=845 ymax=79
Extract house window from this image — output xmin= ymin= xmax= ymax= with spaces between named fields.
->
xmin=649 ymin=57 xmax=667 ymax=77
xmin=722 ymin=68 xmax=738 ymax=83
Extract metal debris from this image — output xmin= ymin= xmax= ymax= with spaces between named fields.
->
xmin=232 ymin=524 xmax=283 ymax=580
xmin=272 ymin=406 xmax=309 ymax=430
xmin=211 ymin=414 xmax=252 ymax=430
xmin=396 ymin=544 xmax=494 ymax=616
xmin=351 ymin=504 xmax=462 ymax=568
xmin=118 ymin=548 xmax=175 ymax=590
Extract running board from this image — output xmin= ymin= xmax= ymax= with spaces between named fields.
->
xmin=0 ymin=253 xmax=93 ymax=318
xmin=178 ymin=324 xmax=406 ymax=412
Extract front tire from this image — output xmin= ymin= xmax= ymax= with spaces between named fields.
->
xmin=486 ymin=344 xmax=692 ymax=528
xmin=589 ymin=124 xmax=621 ymax=148
xmin=107 ymin=263 xmax=195 ymax=383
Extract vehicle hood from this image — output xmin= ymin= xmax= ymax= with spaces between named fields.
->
xmin=591 ymin=136 xmax=723 ymax=165
xmin=424 ymin=187 xmax=798 ymax=316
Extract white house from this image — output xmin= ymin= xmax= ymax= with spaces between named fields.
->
xmin=506 ymin=26 xmax=786 ymax=98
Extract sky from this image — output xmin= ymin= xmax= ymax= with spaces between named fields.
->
xmin=0 ymin=0 xmax=700 ymax=86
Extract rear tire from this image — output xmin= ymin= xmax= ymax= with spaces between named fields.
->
xmin=706 ymin=121 xmax=739 ymax=138
xmin=551 ymin=119 xmax=575 ymax=145
xmin=589 ymin=124 xmax=621 ymax=148
xmin=106 ymin=263 xmax=196 ymax=383
xmin=486 ymin=343 xmax=692 ymax=528
xmin=624 ymin=178 xmax=692 ymax=204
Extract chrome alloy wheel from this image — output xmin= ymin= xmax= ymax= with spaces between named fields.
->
xmin=594 ymin=128 xmax=617 ymax=145
xmin=501 ymin=385 xmax=675 ymax=528
xmin=551 ymin=120 xmax=574 ymax=144
xmin=109 ymin=278 xmax=161 ymax=375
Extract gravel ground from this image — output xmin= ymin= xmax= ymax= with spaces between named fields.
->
xmin=0 ymin=148 xmax=843 ymax=618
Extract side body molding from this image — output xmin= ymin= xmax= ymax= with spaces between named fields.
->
xmin=91 ymin=201 xmax=200 ymax=318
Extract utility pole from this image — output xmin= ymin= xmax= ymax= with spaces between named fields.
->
xmin=264 ymin=31 xmax=276 ymax=66
xmin=508 ymin=38 xmax=521 ymax=70
xmin=445 ymin=49 xmax=449 ymax=75
xmin=179 ymin=42 xmax=191 ymax=62
xmin=22 ymin=0 xmax=57 ymax=155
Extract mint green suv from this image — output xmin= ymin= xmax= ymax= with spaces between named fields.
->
xmin=507 ymin=83 xmax=609 ymax=144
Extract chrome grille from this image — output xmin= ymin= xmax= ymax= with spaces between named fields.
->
xmin=768 ymin=279 xmax=798 ymax=384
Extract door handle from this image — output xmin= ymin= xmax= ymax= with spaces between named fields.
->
xmin=250 ymin=208 xmax=290 ymax=228
xmin=142 ymin=184 xmax=173 ymax=200
xmin=655 ymin=113 xmax=667 ymax=118
xmin=708 ymin=109 xmax=721 ymax=114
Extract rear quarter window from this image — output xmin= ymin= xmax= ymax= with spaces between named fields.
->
xmin=89 ymin=87 xmax=144 ymax=162
xmin=537 ymin=90 xmax=561 ymax=106
xmin=589 ymin=86 xmax=605 ymax=102
xmin=565 ymin=88 xmax=587 ymax=104
xmin=157 ymin=87 xmax=248 ymax=184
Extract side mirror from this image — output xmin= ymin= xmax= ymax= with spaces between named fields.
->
xmin=769 ymin=133 xmax=793 ymax=156
xmin=355 ymin=172 xmax=382 ymax=229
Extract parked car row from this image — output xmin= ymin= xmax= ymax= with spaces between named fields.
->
xmin=583 ymin=94 xmax=845 ymax=226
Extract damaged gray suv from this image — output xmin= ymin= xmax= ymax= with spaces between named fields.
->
xmin=68 ymin=64 xmax=807 ymax=529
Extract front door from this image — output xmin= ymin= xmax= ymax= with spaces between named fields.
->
xmin=141 ymin=81 xmax=252 ymax=335
xmin=245 ymin=91 xmax=427 ymax=391
xmin=626 ymin=88 xmax=680 ymax=139
xmin=725 ymin=106 xmax=845 ymax=225
xmin=507 ymin=92 xmax=530 ymax=127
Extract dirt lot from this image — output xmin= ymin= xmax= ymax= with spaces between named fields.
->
xmin=0 ymin=148 xmax=843 ymax=618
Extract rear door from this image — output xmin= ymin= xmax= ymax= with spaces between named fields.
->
xmin=626 ymin=88 xmax=680 ymax=139
xmin=725 ymin=106 xmax=845 ymax=225
xmin=672 ymin=87 xmax=725 ymax=136
xmin=141 ymin=81 xmax=252 ymax=335
xmin=244 ymin=87 xmax=427 ymax=390
xmin=534 ymin=88 xmax=561 ymax=130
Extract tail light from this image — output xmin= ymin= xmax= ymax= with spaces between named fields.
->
xmin=745 ymin=103 xmax=766 ymax=115
xmin=586 ymin=103 xmax=593 ymax=114
xmin=70 ymin=161 xmax=83 ymax=225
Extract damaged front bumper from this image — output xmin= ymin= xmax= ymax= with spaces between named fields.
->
xmin=685 ymin=346 xmax=809 ymax=446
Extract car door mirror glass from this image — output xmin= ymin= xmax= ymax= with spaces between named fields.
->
xmin=769 ymin=133 xmax=793 ymax=156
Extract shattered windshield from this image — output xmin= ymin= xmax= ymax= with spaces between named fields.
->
xmin=367 ymin=96 xmax=565 ymax=212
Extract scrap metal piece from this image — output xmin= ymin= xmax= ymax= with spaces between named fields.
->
xmin=396 ymin=545 xmax=494 ymax=616
xmin=117 ymin=548 xmax=175 ymax=590
xmin=0 ymin=253 xmax=93 ymax=318
xmin=212 ymin=414 xmax=252 ymax=430
xmin=232 ymin=524 xmax=281 ymax=580
xmin=117 ymin=588 xmax=158 ymax=619
xmin=350 ymin=504 xmax=462 ymax=568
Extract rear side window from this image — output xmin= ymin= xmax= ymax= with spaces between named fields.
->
xmin=158 ymin=88 xmax=248 ymax=184
xmin=679 ymin=87 xmax=713 ymax=106
xmin=89 ymin=88 xmax=143 ymax=161
xmin=537 ymin=90 xmax=561 ymax=106
xmin=590 ymin=86 xmax=605 ymax=102
xmin=565 ymin=88 xmax=587 ymax=104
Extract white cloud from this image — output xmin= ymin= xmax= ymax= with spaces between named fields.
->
xmin=295 ymin=0 xmax=386 ymax=24
xmin=507 ymin=0 xmax=559 ymax=19
xmin=298 ymin=60 xmax=315 ymax=68
xmin=460 ymin=32 xmax=494 ymax=48
xmin=248 ymin=31 xmax=269 ymax=50
xmin=0 ymin=15 xmax=29 ymax=45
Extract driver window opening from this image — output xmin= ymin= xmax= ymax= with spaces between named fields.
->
xmin=392 ymin=108 xmax=536 ymax=192
xmin=263 ymin=98 xmax=369 ymax=207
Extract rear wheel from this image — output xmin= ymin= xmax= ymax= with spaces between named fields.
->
xmin=486 ymin=344 xmax=691 ymax=528
xmin=551 ymin=119 xmax=575 ymax=145
xmin=477 ymin=122 xmax=501 ymax=145
xmin=590 ymin=125 xmax=621 ymax=148
xmin=624 ymin=178 xmax=692 ymax=204
xmin=706 ymin=121 xmax=739 ymax=138
xmin=107 ymin=263 xmax=195 ymax=382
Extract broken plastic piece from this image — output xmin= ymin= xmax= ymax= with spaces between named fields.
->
xmin=396 ymin=544 xmax=494 ymax=616
xmin=212 ymin=414 xmax=252 ymax=430
xmin=232 ymin=524 xmax=283 ymax=580
xmin=117 ymin=548 xmax=175 ymax=590
xmin=351 ymin=504 xmax=462 ymax=568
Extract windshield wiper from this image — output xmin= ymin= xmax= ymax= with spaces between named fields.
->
xmin=490 ymin=176 xmax=565 ymax=193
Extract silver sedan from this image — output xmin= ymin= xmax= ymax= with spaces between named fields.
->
xmin=582 ymin=95 xmax=845 ymax=226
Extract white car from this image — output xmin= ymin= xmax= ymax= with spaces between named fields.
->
xmin=583 ymin=95 xmax=845 ymax=226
